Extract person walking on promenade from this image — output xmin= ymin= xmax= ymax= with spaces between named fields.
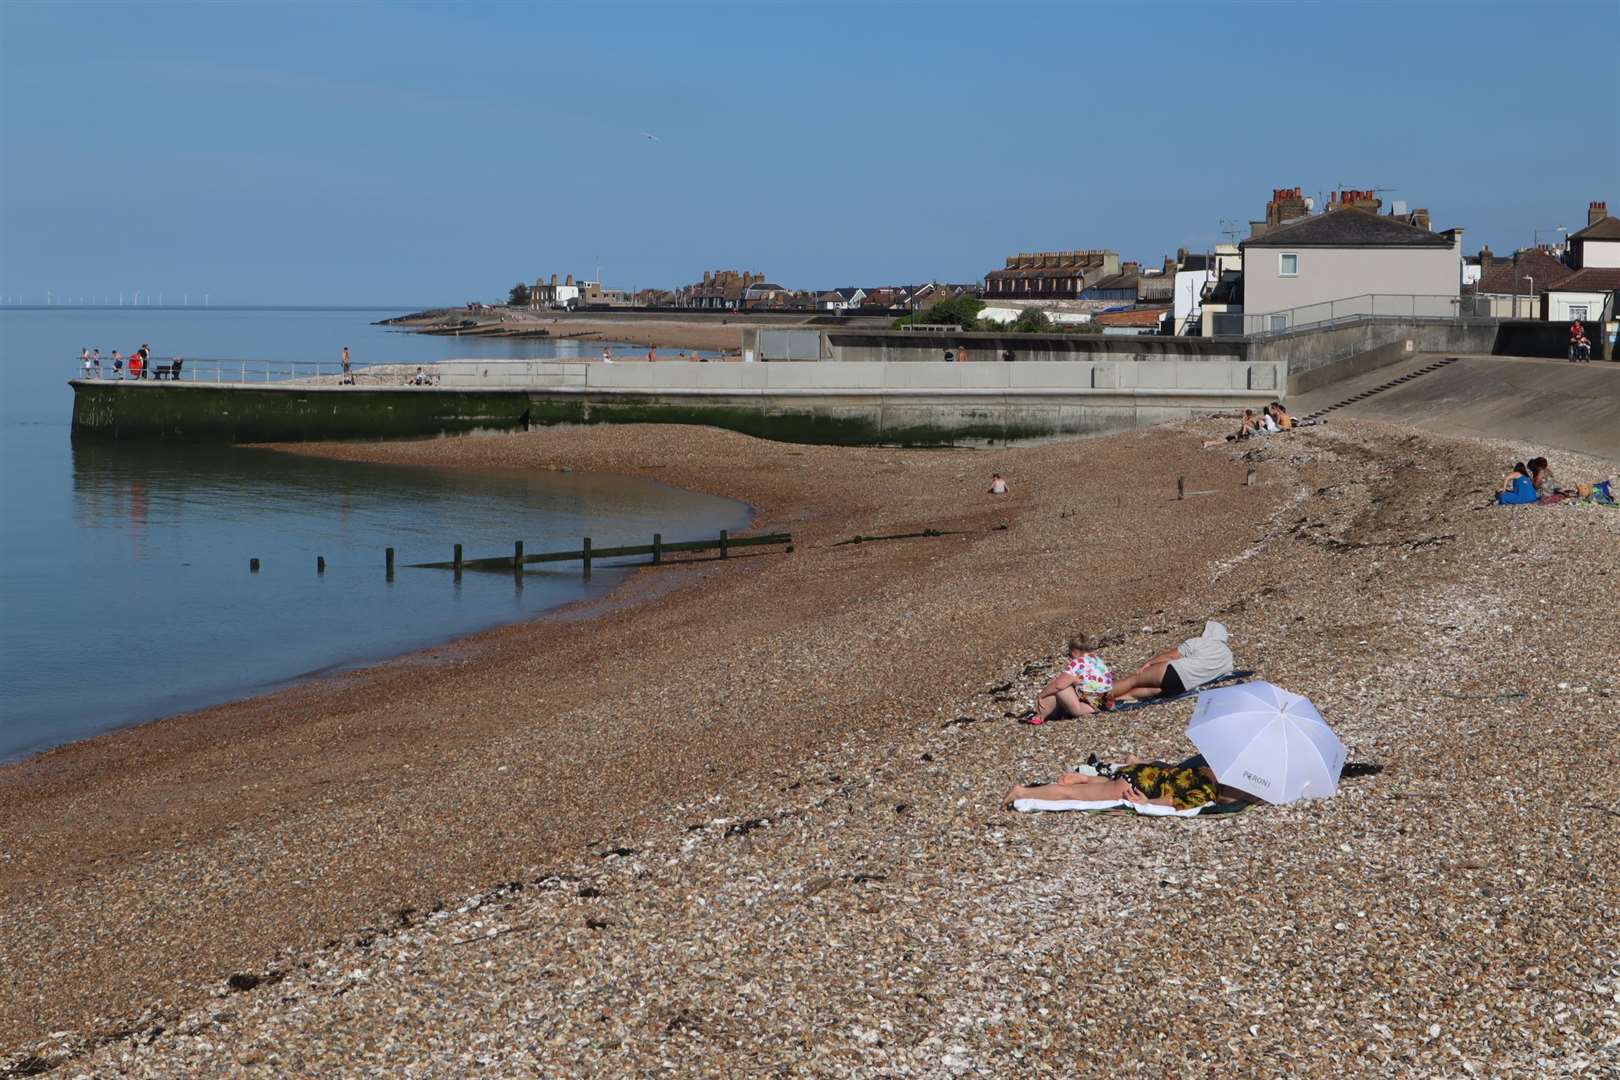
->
xmin=129 ymin=347 xmax=145 ymax=380
xmin=112 ymin=350 xmax=123 ymax=378
xmin=602 ymin=347 xmax=614 ymax=364
xmin=92 ymin=348 xmax=102 ymax=378
xmin=341 ymin=346 xmax=352 ymax=384
xmin=647 ymin=346 xmax=657 ymax=363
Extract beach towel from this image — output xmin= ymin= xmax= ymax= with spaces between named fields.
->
xmin=1011 ymin=797 xmax=1249 ymax=817
xmin=1106 ymin=669 xmax=1256 ymax=713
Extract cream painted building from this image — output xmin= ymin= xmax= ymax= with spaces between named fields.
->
xmin=1240 ymin=209 xmax=1461 ymax=333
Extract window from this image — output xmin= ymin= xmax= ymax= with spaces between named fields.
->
xmin=1269 ymin=314 xmax=1288 ymax=332
xmin=1569 ymin=305 xmax=1588 ymax=320
xmin=1279 ymin=253 xmax=1299 ymax=277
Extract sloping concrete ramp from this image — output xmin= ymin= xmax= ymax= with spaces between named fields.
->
xmin=1290 ymin=355 xmax=1619 ymax=463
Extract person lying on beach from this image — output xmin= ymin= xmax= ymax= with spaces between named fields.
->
xmin=1104 ymin=620 xmax=1233 ymax=707
xmin=1002 ymin=753 xmax=1260 ymax=812
xmin=1025 ymin=635 xmax=1113 ymax=724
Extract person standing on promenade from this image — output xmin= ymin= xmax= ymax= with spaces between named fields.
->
xmin=92 ymin=348 xmax=102 ymax=378
xmin=81 ymin=350 xmax=93 ymax=378
xmin=602 ymin=347 xmax=614 ymax=364
xmin=341 ymin=346 xmax=352 ymax=384
xmin=647 ymin=346 xmax=657 ymax=363
xmin=112 ymin=350 xmax=123 ymax=378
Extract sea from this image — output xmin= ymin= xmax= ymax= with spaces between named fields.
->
xmin=0 ymin=307 xmax=751 ymax=762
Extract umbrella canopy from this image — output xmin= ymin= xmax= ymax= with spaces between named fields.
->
xmin=1186 ymin=681 xmax=1345 ymax=804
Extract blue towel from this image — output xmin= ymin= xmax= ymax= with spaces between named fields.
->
xmin=1107 ymin=670 xmax=1256 ymax=713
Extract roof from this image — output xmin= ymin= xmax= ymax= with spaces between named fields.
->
xmin=1179 ymin=254 xmax=1213 ymax=271
xmin=1085 ymin=271 xmax=1139 ymax=291
xmin=1242 ymin=208 xmax=1452 ymax=249
xmin=1568 ymin=216 xmax=1620 ymax=241
xmin=1092 ymin=307 xmax=1169 ymax=327
xmin=1546 ymin=268 xmax=1620 ymax=293
xmin=1475 ymin=251 xmax=1575 ymax=295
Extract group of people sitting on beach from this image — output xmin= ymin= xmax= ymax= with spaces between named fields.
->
xmin=1002 ymin=621 xmax=1241 ymax=813
xmin=1497 ymin=455 xmax=1615 ymax=506
xmin=1203 ymin=402 xmax=1293 ymax=448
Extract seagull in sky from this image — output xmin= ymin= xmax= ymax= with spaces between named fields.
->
xmin=640 ymin=131 xmax=661 ymax=142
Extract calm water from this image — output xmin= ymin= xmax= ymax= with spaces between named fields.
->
xmin=0 ymin=307 xmax=751 ymax=761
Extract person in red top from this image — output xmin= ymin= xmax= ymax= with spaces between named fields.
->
xmin=129 ymin=348 xmax=145 ymax=379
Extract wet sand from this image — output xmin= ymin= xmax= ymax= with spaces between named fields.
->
xmin=3 ymin=420 xmax=1617 ymax=1075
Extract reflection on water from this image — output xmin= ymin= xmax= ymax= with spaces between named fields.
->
xmin=0 ymin=438 xmax=749 ymax=762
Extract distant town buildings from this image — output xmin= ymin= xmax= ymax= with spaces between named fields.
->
xmin=507 ymin=191 xmax=1613 ymax=344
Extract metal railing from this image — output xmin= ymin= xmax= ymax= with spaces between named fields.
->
xmin=1241 ymin=293 xmax=1495 ymax=337
xmin=70 ymin=356 xmax=442 ymax=385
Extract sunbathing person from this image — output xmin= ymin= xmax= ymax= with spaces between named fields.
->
xmin=1025 ymin=635 xmax=1113 ymax=724
xmin=1105 ymin=620 xmax=1233 ymax=706
xmin=1002 ymin=753 xmax=1259 ymax=812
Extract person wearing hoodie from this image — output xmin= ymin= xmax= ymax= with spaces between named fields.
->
xmin=1104 ymin=620 xmax=1233 ymax=706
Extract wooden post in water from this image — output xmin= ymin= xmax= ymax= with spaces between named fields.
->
xmin=453 ymin=544 xmax=463 ymax=572
xmin=385 ymin=547 xmax=395 ymax=580
xmin=652 ymin=533 xmax=662 ymax=565
xmin=582 ymin=537 xmax=592 ymax=578
xmin=513 ymin=540 xmax=524 ymax=569
xmin=317 ymin=556 xmax=326 ymax=574
xmin=719 ymin=529 xmax=729 ymax=559
xmin=1177 ymin=476 xmax=1185 ymax=500
xmin=250 ymin=558 xmax=260 ymax=573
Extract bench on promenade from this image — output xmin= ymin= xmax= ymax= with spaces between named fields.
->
xmin=150 ymin=358 xmax=184 ymax=381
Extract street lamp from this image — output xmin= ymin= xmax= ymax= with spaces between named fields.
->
xmin=1523 ymin=275 xmax=1535 ymax=319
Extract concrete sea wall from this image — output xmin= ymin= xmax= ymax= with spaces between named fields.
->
xmin=70 ymin=358 xmax=1282 ymax=446
xmin=70 ymin=381 xmax=532 ymax=442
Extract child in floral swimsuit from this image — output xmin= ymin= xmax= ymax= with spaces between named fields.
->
xmin=1027 ymin=636 xmax=1114 ymax=724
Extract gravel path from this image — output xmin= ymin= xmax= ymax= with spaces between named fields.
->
xmin=3 ymin=419 xmax=1617 ymax=1077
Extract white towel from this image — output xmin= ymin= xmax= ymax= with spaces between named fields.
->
xmin=1011 ymin=798 xmax=1205 ymax=817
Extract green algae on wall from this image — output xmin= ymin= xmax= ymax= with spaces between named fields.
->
xmin=70 ymin=383 xmax=533 ymax=442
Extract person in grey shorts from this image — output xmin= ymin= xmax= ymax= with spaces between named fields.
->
xmin=1106 ymin=620 xmax=1233 ymax=706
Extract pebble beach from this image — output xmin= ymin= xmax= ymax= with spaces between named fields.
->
xmin=3 ymin=418 xmax=1617 ymax=1077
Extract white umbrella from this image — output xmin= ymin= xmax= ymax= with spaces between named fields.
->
xmin=1186 ymin=681 xmax=1345 ymax=804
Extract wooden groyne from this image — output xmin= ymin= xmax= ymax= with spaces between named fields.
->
xmin=409 ymin=531 xmax=793 ymax=576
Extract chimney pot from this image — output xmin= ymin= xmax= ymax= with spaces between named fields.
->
xmin=1591 ymin=201 xmax=1610 ymax=226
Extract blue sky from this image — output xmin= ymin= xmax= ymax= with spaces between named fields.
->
xmin=2 ymin=0 xmax=1615 ymax=306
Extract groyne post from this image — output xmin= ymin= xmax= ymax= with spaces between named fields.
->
xmin=513 ymin=540 xmax=524 ymax=570
xmin=250 ymin=558 xmax=260 ymax=573
xmin=1246 ymin=468 xmax=1256 ymax=487
xmin=386 ymin=547 xmax=395 ymax=580
xmin=652 ymin=533 xmax=662 ymax=565
xmin=317 ymin=556 xmax=326 ymax=574
xmin=453 ymin=544 xmax=463 ymax=572
xmin=583 ymin=537 xmax=592 ymax=578
xmin=1177 ymin=476 xmax=1185 ymax=500
xmin=720 ymin=529 xmax=729 ymax=559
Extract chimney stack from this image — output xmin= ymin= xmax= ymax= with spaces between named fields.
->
xmin=565 ymin=273 xmax=573 ymax=286
xmin=1591 ymin=201 xmax=1610 ymax=227
xmin=1479 ymin=245 xmax=1494 ymax=274
xmin=551 ymin=273 xmax=558 ymax=286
